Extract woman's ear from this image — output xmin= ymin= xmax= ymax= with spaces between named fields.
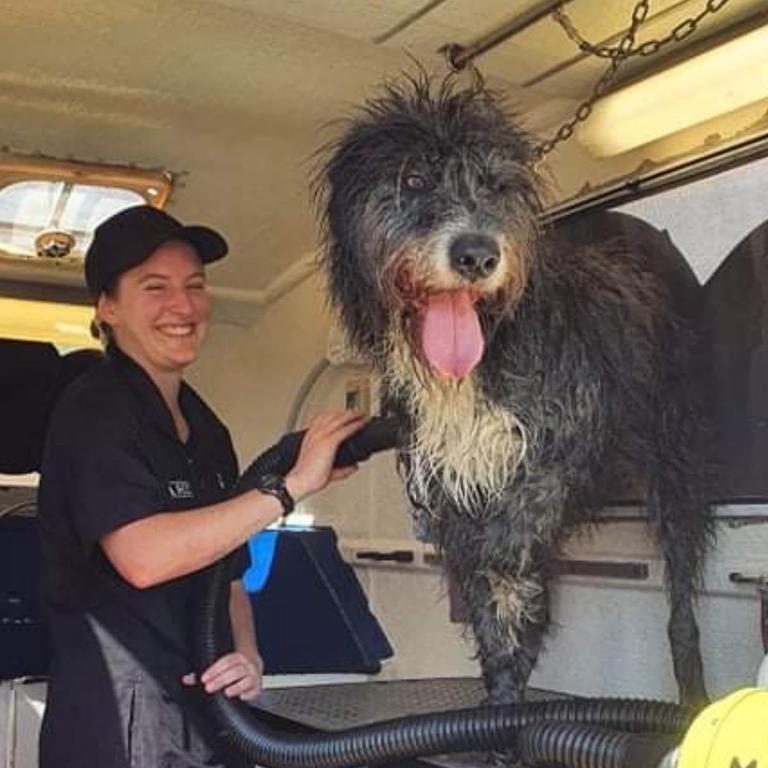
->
xmin=96 ymin=292 xmax=117 ymax=327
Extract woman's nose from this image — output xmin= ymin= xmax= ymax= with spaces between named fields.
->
xmin=167 ymin=287 xmax=195 ymax=314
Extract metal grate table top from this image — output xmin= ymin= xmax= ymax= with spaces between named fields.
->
xmin=254 ymin=677 xmax=561 ymax=732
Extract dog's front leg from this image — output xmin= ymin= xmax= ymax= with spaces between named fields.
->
xmin=446 ymin=545 xmax=550 ymax=705
xmin=473 ymin=566 xmax=549 ymax=705
xmin=445 ymin=552 xmax=548 ymax=767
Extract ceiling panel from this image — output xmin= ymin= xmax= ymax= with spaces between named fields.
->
xmin=0 ymin=0 xmax=766 ymax=296
xmin=207 ymin=0 xmax=427 ymax=42
xmin=384 ymin=0 xmax=766 ymax=95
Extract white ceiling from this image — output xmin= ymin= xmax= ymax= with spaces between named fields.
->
xmin=0 ymin=0 xmax=764 ymax=299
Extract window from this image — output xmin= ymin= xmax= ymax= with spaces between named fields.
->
xmin=0 ymin=156 xmax=171 ymax=261
xmin=553 ymin=150 xmax=768 ymax=501
xmin=616 ymin=153 xmax=768 ymax=285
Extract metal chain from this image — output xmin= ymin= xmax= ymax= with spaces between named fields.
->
xmin=554 ymin=0 xmax=731 ymax=60
xmin=534 ymin=0 xmax=732 ymax=159
xmin=535 ymin=0 xmax=649 ymax=159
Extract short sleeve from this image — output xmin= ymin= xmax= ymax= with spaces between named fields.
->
xmin=64 ymin=419 xmax=165 ymax=549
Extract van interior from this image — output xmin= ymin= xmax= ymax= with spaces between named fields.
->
xmin=1 ymin=2 xmax=767 ymax=766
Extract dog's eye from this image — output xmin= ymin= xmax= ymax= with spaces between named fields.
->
xmin=404 ymin=172 xmax=430 ymax=191
xmin=486 ymin=176 xmax=511 ymax=195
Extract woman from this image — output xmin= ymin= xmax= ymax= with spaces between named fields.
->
xmin=37 ymin=205 xmax=363 ymax=767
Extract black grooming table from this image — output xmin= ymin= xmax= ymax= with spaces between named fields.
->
xmin=253 ymin=677 xmax=567 ymax=768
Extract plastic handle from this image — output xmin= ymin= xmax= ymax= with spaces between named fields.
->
xmin=332 ymin=417 xmax=401 ymax=467
xmin=238 ymin=417 xmax=400 ymax=493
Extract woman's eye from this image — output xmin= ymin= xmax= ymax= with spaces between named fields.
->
xmin=144 ymin=284 xmax=165 ymax=292
xmin=404 ymin=172 xmax=430 ymax=191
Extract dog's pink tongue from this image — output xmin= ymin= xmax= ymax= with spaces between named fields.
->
xmin=419 ymin=290 xmax=484 ymax=379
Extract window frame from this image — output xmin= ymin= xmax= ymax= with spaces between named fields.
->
xmin=0 ymin=154 xmax=172 ymax=261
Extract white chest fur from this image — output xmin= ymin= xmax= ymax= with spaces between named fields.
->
xmin=385 ymin=329 xmax=526 ymax=514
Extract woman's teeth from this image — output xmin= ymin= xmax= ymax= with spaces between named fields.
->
xmin=159 ymin=324 xmax=194 ymax=337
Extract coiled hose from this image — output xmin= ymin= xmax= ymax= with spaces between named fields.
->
xmin=518 ymin=723 xmax=679 ymax=768
xmin=197 ymin=417 xmax=690 ymax=768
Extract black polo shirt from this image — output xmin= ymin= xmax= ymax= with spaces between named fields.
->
xmin=37 ymin=343 xmax=249 ymax=683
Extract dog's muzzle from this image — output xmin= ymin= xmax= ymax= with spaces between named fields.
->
xmin=402 ymin=233 xmax=502 ymax=381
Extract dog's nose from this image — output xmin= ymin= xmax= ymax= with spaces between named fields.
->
xmin=449 ymin=234 xmax=500 ymax=281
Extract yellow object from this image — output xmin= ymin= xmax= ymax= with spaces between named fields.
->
xmin=678 ymin=687 xmax=768 ymax=768
xmin=579 ymin=23 xmax=768 ymax=156
xmin=0 ymin=297 xmax=99 ymax=350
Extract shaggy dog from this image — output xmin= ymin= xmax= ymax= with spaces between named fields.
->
xmin=315 ymin=75 xmax=712 ymax=713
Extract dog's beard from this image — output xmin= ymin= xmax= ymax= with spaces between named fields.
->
xmin=384 ymin=321 xmax=526 ymax=515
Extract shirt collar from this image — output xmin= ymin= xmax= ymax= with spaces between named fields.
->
xmin=106 ymin=342 xmax=197 ymax=442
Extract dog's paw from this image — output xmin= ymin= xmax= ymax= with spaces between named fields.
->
xmin=485 ymin=749 xmax=523 ymax=768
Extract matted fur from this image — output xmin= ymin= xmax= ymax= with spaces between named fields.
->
xmin=385 ymin=321 xmax=526 ymax=512
xmin=316 ymin=73 xmax=713 ymax=723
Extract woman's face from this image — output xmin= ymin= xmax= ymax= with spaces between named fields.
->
xmin=97 ymin=240 xmax=210 ymax=376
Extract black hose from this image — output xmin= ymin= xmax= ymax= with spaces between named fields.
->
xmin=236 ymin=417 xmax=402 ymax=492
xmin=518 ymin=722 xmax=678 ymax=768
xmin=196 ymin=419 xmax=689 ymax=768
xmin=198 ymin=556 xmax=689 ymax=768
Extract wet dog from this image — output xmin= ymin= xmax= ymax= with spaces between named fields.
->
xmin=316 ymin=74 xmax=712 ymax=713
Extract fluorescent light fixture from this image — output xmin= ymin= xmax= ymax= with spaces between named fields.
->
xmin=579 ymin=24 xmax=768 ymax=156
xmin=0 ymin=298 xmax=100 ymax=349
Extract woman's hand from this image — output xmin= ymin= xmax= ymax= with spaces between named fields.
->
xmin=285 ymin=411 xmax=366 ymax=501
xmin=181 ymin=649 xmax=264 ymax=701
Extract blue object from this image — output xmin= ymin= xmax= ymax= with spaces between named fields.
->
xmin=245 ymin=526 xmax=393 ymax=675
xmin=243 ymin=530 xmax=279 ymax=592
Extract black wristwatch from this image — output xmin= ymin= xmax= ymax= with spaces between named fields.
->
xmin=257 ymin=474 xmax=295 ymax=517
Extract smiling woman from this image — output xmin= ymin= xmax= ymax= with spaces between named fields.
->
xmin=95 ymin=242 xmax=211 ymax=378
xmin=33 ymin=203 xmax=367 ymax=768
xmin=35 ymin=205 xmax=266 ymax=768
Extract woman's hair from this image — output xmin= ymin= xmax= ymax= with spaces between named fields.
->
xmin=90 ymin=277 xmax=118 ymax=346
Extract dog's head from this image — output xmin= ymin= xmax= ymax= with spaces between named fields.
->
xmin=317 ymin=74 xmax=543 ymax=381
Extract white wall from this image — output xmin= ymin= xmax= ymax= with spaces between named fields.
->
xmin=190 ymin=275 xmax=331 ymax=462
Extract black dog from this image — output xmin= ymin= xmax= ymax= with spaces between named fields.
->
xmin=316 ymin=74 xmax=712 ymax=711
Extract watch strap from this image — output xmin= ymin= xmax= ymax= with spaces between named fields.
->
xmin=258 ymin=474 xmax=295 ymax=517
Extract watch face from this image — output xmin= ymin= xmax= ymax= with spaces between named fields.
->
xmin=258 ymin=473 xmax=294 ymax=515
xmin=259 ymin=473 xmax=285 ymax=492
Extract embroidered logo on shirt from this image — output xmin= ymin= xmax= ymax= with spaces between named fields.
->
xmin=167 ymin=479 xmax=194 ymax=499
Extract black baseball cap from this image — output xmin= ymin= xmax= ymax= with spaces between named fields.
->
xmin=84 ymin=205 xmax=228 ymax=297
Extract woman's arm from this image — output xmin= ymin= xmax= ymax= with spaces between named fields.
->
xmin=229 ymin=579 xmax=261 ymax=666
xmin=101 ymin=489 xmax=280 ymax=588
xmin=101 ymin=411 xmax=364 ymax=589
xmin=182 ymin=579 xmax=263 ymax=699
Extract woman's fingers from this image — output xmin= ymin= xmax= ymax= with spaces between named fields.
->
xmin=287 ymin=411 xmax=366 ymax=498
xmin=305 ymin=411 xmax=365 ymax=443
xmin=224 ymin=676 xmax=262 ymax=701
xmin=330 ymin=414 xmax=367 ymax=443
xmin=329 ymin=464 xmax=358 ymax=482
xmin=202 ymin=662 xmax=244 ymax=692
xmin=199 ymin=652 xmax=261 ymax=696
